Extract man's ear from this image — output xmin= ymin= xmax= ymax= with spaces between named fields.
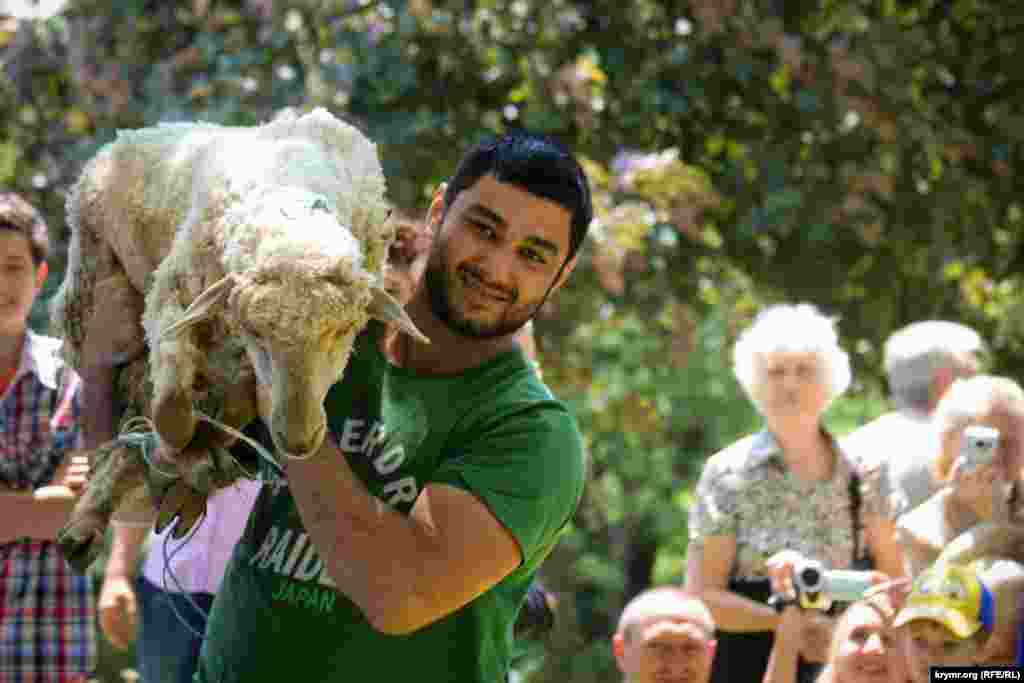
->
xmin=707 ymin=638 xmax=717 ymax=658
xmin=551 ymin=254 xmax=578 ymax=293
xmin=612 ymin=632 xmax=627 ymax=672
xmin=34 ymin=261 xmax=48 ymax=288
xmin=426 ymin=182 xmax=448 ymax=233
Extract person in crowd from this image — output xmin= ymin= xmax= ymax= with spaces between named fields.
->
xmin=764 ymin=591 xmax=911 ymax=683
xmin=612 ymin=587 xmax=717 ymax=683
xmin=892 ymin=562 xmax=1000 ymax=680
xmin=97 ymin=210 xmax=430 ymax=680
xmin=0 ymin=191 xmax=95 ymax=681
xmin=897 ymin=375 xmax=1024 ymax=575
xmin=99 ymin=479 xmax=261 ymax=682
xmin=181 ymin=130 xmax=592 ymax=682
xmin=100 ymin=201 xmax=557 ymax=682
xmin=685 ymin=302 xmax=905 ymax=683
xmin=843 ymin=321 xmax=984 ymax=520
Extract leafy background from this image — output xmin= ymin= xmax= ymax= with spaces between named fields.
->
xmin=2 ymin=1 xmax=1022 ymax=680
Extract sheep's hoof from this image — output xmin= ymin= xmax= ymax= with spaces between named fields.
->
xmin=154 ymin=480 xmax=208 ymax=538
xmin=153 ymin=389 xmax=197 ymax=452
xmin=56 ymin=525 xmax=104 ymax=574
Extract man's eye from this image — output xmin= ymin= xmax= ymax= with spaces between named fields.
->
xmin=471 ymin=221 xmax=497 ymax=239
xmin=521 ymin=248 xmax=546 ymax=264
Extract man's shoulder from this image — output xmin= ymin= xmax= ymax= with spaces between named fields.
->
xmin=842 ymin=411 xmax=931 ymax=462
xmin=455 ymin=352 xmax=572 ymax=423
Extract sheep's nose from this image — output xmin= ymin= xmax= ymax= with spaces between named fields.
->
xmin=274 ymin=423 xmax=326 ymax=459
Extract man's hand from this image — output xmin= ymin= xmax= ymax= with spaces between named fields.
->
xmin=98 ymin=573 xmax=138 ymax=650
xmin=52 ymin=452 xmax=90 ymax=493
xmin=34 ymin=451 xmax=91 ymax=501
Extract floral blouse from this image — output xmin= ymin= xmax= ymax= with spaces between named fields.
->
xmin=688 ymin=429 xmax=873 ymax=579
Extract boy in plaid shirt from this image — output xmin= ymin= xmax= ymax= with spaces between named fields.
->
xmin=0 ymin=191 xmax=95 ymax=682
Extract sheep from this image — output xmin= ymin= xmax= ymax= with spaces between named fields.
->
xmin=50 ymin=108 xmax=425 ymax=570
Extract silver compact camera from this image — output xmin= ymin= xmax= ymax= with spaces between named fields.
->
xmin=792 ymin=559 xmax=875 ymax=611
xmin=958 ymin=425 xmax=999 ymax=473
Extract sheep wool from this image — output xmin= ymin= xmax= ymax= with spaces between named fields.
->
xmin=51 ymin=109 xmax=415 ymax=571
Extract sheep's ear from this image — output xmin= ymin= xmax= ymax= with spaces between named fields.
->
xmin=368 ymin=284 xmax=430 ymax=344
xmin=162 ymin=275 xmax=237 ymax=339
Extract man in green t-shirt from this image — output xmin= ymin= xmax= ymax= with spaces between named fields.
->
xmin=195 ymin=130 xmax=592 ymax=682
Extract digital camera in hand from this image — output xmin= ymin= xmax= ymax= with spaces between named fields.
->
xmin=958 ymin=425 xmax=999 ymax=473
xmin=791 ymin=559 xmax=875 ymax=611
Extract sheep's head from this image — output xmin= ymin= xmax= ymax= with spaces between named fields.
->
xmin=165 ymin=189 xmax=425 ymax=457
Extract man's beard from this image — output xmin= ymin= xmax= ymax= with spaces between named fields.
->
xmin=424 ymin=248 xmax=532 ymax=340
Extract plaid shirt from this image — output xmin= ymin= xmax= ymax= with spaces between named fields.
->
xmin=0 ymin=332 xmax=96 ymax=681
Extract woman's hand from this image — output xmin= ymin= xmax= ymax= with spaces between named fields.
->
xmin=948 ymin=457 xmax=1003 ymax=520
xmin=765 ymin=550 xmax=809 ymax=599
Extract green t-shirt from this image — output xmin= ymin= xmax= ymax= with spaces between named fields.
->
xmin=196 ymin=323 xmax=585 ymax=682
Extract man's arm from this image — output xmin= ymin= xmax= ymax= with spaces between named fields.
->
xmin=0 ymin=451 xmax=90 ymax=543
xmin=284 ymin=438 xmax=522 ymax=635
xmin=0 ymin=490 xmax=78 ymax=542
xmin=98 ymin=522 xmax=147 ymax=650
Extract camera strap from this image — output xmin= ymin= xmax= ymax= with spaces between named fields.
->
xmin=848 ymin=468 xmax=875 ymax=571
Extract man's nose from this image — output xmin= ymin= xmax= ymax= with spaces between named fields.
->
xmin=477 ymin=248 xmax=515 ymax=288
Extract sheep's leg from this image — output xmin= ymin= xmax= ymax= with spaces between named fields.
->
xmin=52 ymin=189 xmax=146 ymax=449
xmin=147 ymin=271 xmax=201 ymax=453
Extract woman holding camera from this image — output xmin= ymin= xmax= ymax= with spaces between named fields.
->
xmin=685 ymin=304 xmax=906 ymax=683
xmin=897 ymin=375 xmax=1024 ymax=576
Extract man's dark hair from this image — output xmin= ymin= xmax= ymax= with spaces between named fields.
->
xmin=443 ymin=130 xmax=592 ymax=263
xmin=0 ymin=191 xmax=50 ymax=265
xmin=514 ymin=581 xmax=557 ymax=640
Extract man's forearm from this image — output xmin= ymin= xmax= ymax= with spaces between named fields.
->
xmin=106 ymin=522 xmax=150 ymax=578
xmin=0 ymin=492 xmax=76 ymax=543
xmin=283 ymin=440 xmax=437 ymax=633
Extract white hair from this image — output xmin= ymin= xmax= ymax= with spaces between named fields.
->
xmin=733 ymin=303 xmax=851 ymax=408
xmin=616 ymin=588 xmax=715 ymax=640
xmin=884 ymin=321 xmax=984 ymax=413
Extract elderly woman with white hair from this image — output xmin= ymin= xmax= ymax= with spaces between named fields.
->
xmin=685 ymin=303 xmax=904 ymax=683
xmin=897 ymin=375 xmax=1024 ymax=576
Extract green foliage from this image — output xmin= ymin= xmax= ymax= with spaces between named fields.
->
xmin=2 ymin=1 xmax=1022 ymax=681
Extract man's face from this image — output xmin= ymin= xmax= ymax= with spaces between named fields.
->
xmin=832 ymin=603 xmax=910 ymax=683
xmin=424 ymin=175 xmax=574 ymax=339
xmin=907 ymin=620 xmax=982 ymax=679
xmin=615 ymin=617 xmax=716 ymax=683
xmin=0 ymin=231 xmax=43 ymax=337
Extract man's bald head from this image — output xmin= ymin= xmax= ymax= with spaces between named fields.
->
xmin=616 ymin=588 xmax=716 ymax=640
xmin=613 ymin=588 xmax=716 ymax=683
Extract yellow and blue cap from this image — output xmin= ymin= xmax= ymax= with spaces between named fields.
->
xmin=893 ymin=562 xmax=995 ymax=639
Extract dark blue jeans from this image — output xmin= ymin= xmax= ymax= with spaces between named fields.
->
xmin=135 ymin=575 xmax=216 ymax=683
